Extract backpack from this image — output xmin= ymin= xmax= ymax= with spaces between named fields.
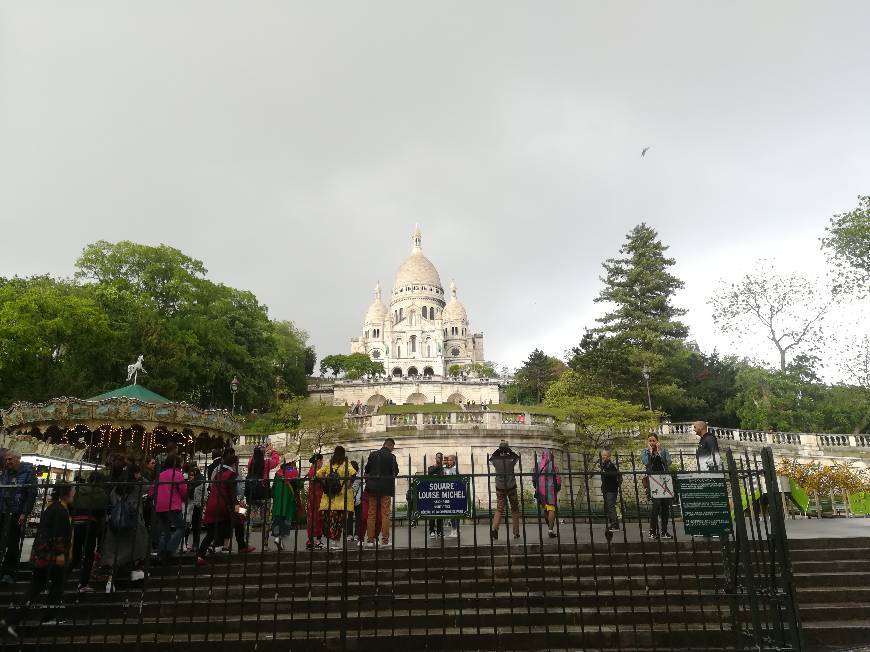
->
xmin=107 ymin=493 xmax=137 ymax=533
xmin=324 ymin=468 xmax=344 ymax=497
xmin=73 ymin=482 xmax=109 ymax=514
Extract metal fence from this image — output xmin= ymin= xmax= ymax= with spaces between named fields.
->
xmin=0 ymin=445 xmax=802 ymax=651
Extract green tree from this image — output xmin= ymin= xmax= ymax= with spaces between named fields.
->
xmin=0 ymin=276 xmax=113 ymax=405
xmin=304 ymin=346 xmax=317 ymax=376
xmin=319 ymin=354 xmax=347 ymax=378
xmin=594 ymin=223 xmax=688 ymax=345
xmin=506 ymin=349 xmax=566 ymax=404
xmin=822 ymin=195 xmax=870 ymax=296
xmin=543 ymin=371 xmax=660 ymax=451
xmin=270 ymin=397 xmax=355 ymax=459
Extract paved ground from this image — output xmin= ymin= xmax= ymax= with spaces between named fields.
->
xmin=16 ymin=514 xmax=869 ymax=560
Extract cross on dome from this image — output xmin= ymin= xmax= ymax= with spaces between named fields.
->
xmin=412 ymin=224 xmax=422 ymax=252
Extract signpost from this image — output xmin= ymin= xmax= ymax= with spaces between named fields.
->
xmin=677 ymin=472 xmax=732 ymax=536
xmin=411 ymin=475 xmax=472 ymax=520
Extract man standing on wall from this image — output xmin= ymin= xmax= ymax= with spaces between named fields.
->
xmin=364 ymin=439 xmax=399 ymax=548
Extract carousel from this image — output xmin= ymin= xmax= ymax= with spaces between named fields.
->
xmin=0 ymin=356 xmax=239 ymax=465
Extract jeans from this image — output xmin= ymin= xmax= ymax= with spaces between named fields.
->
xmin=156 ymin=510 xmax=185 ymax=557
xmin=603 ymin=491 xmax=619 ymax=529
xmin=650 ymin=498 xmax=672 ymax=535
xmin=366 ymin=495 xmax=392 ymax=544
xmin=0 ymin=513 xmax=24 ymax=579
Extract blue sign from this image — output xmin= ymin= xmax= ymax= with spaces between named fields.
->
xmin=412 ymin=476 xmax=471 ymax=518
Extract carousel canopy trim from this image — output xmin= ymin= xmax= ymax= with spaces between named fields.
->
xmin=89 ymin=384 xmax=171 ymax=403
xmin=1 ymin=391 xmax=240 ymax=440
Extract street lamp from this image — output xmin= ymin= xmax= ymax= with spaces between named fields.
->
xmin=230 ymin=376 xmax=240 ymax=415
xmin=642 ymin=367 xmax=653 ymax=411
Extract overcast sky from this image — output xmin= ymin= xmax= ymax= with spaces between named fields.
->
xmin=2 ymin=2 xmax=868 ymax=374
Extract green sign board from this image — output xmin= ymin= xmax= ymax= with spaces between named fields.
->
xmin=676 ymin=472 xmax=732 ymax=537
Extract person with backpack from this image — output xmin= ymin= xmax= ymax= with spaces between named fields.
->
xmin=101 ymin=464 xmax=149 ymax=591
xmin=71 ymin=469 xmax=109 ymax=593
xmin=532 ymin=449 xmax=561 ymax=539
xmin=148 ymin=454 xmax=188 ymax=562
xmin=599 ymin=449 xmax=622 ymax=532
xmin=316 ymin=446 xmax=357 ymax=543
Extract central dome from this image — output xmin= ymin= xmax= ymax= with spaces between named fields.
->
xmin=392 ymin=225 xmax=443 ymax=292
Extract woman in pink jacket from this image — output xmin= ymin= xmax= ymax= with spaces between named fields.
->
xmin=149 ymin=453 xmax=189 ymax=562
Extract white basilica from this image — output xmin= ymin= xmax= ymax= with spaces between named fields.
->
xmin=351 ymin=225 xmax=485 ymax=378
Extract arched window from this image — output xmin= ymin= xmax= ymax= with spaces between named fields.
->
xmin=392 ymin=367 xmax=402 ymax=378
xmin=409 ymin=311 xmax=416 ymax=327
xmin=422 ymin=306 xmax=428 ymax=320
xmin=410 ymin=335 xmax=417 ymax=353
xmin=426 ymin=339 xmax=432 ymax=357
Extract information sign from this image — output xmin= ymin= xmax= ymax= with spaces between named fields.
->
xmin=677 ymin=472 xmax=732 ymax=536
xmin=411 ymin=475 xmax=471 ymax=519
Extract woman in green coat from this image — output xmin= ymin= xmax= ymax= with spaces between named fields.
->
xmin=270 ymin=460 xmax=302 ymax=550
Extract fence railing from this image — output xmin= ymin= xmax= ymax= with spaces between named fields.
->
xmin=0 ymin=447 xmax=800 ymax=650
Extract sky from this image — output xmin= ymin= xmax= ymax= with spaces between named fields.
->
xmin=1 ymin=2 xmax=868 ymax=375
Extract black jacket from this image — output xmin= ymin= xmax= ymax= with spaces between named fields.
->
xmin=489 ymin=451 xmax=519 ymax=491
xmin=696 ymin=432 xmax=721 ymax=470
xmin=599 ymin=460 xmax=622 ymax=493
xmin=365 ymin=447 xmax=400 ymax=497
xmin=427 ymin=463 xmax=445 ymax=476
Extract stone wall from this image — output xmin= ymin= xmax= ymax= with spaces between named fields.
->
xmin=330 ymin=378 xmax=500 ymax=407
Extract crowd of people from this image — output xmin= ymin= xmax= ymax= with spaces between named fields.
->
xmin=0 ymin=422 xmax=720 ymax=628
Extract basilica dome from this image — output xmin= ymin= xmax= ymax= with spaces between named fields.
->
xmin=442 ymin=281 xmax=468 ymax=323
xmin=392 ymin=224 xmax=443 ymax=293
xmin=364 ymin=283 xmax=388 ymax=323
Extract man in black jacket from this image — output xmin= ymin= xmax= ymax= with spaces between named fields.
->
xmin=364 ymin=439 xmax=399 ymax=547
xmin=599 ymin=450 xmax=622 ymax=532
xmin=694 ymin=421 xmax=721 ymax=471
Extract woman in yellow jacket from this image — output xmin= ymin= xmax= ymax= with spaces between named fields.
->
xmin=316 ymin=445 xmax=357 ymax=542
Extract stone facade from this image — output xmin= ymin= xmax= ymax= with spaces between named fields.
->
xmin=330 ymin=378 xmax=501 ymax=407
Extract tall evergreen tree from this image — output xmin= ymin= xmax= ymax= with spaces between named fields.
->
xmin=506 ymin=349 xmax=567 ymax=404
xmin=594 ymin=223 xmax=688 ymax=347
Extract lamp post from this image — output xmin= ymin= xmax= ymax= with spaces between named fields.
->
xmin=642 ymin=367 xmax=653 ymax=411
xmin=230 ymin=376 xmax=240 ymax=415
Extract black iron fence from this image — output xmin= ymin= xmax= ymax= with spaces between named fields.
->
xmin=0 ymin=446 xmax=802 ymax=651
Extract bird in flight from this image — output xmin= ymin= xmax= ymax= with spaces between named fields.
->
xmin=640 ymin=146 xmax=651 ymax=158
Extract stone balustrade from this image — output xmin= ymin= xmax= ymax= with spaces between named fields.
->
xmin=339 ymin=413 xmax=870 ymax=456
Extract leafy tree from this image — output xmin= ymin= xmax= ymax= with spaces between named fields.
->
xmin=320 ymin=354 xmax=347 ymax=378
xmin=0 ymin=241 xmax=313 ymax=412
xmin=543 ymin=371 xmax=660 ymax=451
xmin=505 ymin=349 xmax=566 ymax=404
xmin=269 ymin=397 xmax=355 ymax=459
xmin=447 ymin=364 xmax=464 ymax=378
xmin=0 ymin=276 xmax=113 ymax=404
xmin=459 ymin=362 xmax=497 ymax=378
xmin=822 ymin=195 xmax=870 ymax=296
xmin=709 ymin=260 xmax=831 ymax=371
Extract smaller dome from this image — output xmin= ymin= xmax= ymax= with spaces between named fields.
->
xmin=365 ymin=282 xmax=387 ymax=324
xmin=442 ymin=280 xmax=467 ymax=323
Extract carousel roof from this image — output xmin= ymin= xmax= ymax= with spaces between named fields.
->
xmin=89 ymin=384 xmax=170 ymax=403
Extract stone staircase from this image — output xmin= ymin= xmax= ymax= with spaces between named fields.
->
xmin=1 ymin=536 xmax=868 ymax=651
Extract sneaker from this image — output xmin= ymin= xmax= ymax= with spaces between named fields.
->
xmin=78 ymin=585 xmax=95 ymax=594
xmin=548 ymin=529 xmax=558 ymax=538
xmin=660 ymin=531 xmax=673 ymax=540
xmin=429 ymin=531 xmax=436 ymax=539
xmin=380 ymin=540 xmax=389 ymax=547
xmin=105 ymin=580 xmax=114 ymax=594
xmin=490 ymin=529 xmax=498 ymax=540
xmin=364 ymin=541 xmax=376 ymax=549
xmin=130 ymin=569 xmax=145 ymax=581
xmin=648 ymin=531 xmax=659 ymax=540
xmin=513 ymin=533 xmax=521 ymax=540
xmin=239 ymin=545 xmax=256 ymax=553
